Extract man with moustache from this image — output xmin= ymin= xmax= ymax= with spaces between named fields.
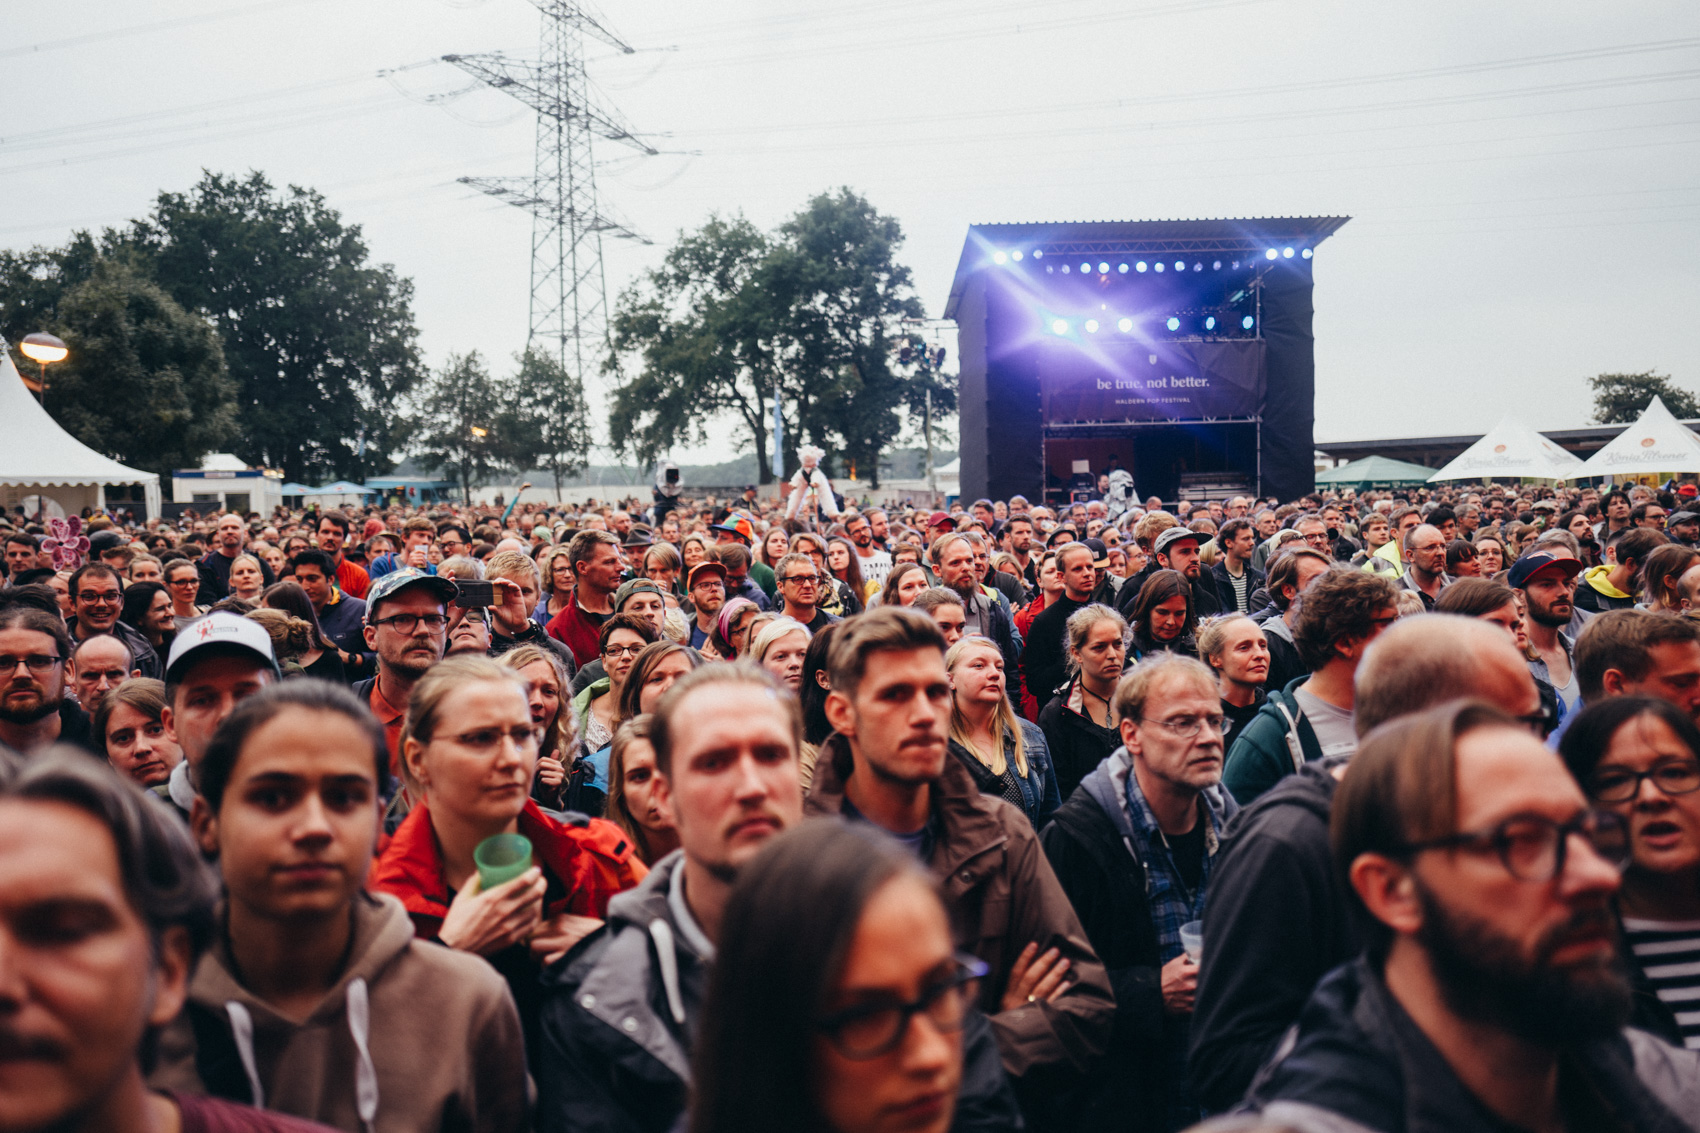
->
xmin=1514 ymin=550 xmax=1585 ymax=717
xmin=353 ymin=569 xmax=457 ymax=777
xmin=0 ymin=605 xmax=94 ymax=754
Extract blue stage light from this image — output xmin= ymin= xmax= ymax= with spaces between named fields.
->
xmin=1081 ymin=262 xmax=1092 ymax=274
xmin=1098 ymin=262 xmax=1109 ymax=274
xmin=1166 ymin=317 xmax=1181 ymax=331
xmin=992 ymin=251 xmax=1008 ymax=265
xmin=1117 ymin=263 xmax=1128 ymax=274
xmin=1283 ymin=247 xmax=1294 ymax=259
xmin=1231 ymin=260 xmax=1241 ymax=269
xmin=1205 ymin=316 xmax=1217 ymax=331
xmin=1174 ymin=260 xmax=1185 ymax=272
xmin=1011 ymin=250 xmax=1024 ymax=262
xmin=1085 ymin=319 xmax=1099 ymax=334
xmin=1301 ymin=248 xmax=1313 ymax=259
xmin=1213 ymin=260 xmax=1222 ymax=270
xmin=1154 ymin=262 xmax=1165 ymax=273
xmin=1051 ymin=319 xmax=1069 ymax=335
xmin=1136 ymin=261 xmax=1148 ymax=272
xmin=1032 ymin=250 xmax=1043 ymax=259
xmin=1061 ymin=264 xmax=1071 ymax=274
xmin=1045 ymin=265 xmax=1054 ymax=274
xmin=1242 ymin=315 xmax=1255 ymax=330
xmin=1117 ymin=317 xmax=1133 ymax=332
xmin=1265 ymin=249 xmax=1278 ymax=260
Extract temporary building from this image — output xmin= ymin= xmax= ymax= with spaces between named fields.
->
xmin=1426 ymin=418 xmax=1584 ymax=483
xmin=0 ymin=349 xmax=161 ymax=519
xmin=1574 ymin=397 xmax=1700 ymax=480
xmin=1315 ymin=455 xmax=1437 ymax=489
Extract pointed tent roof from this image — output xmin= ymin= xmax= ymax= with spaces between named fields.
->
xmin=1576 ymin=397 xmax=1700 ymax=478
xmin=1315 ymin=454 xmax=1436 ymax=487
xmin=1426 ymin=418 xmax=1584 ymax=482
xmin=0 ymin=351 xmax=161 ymax=513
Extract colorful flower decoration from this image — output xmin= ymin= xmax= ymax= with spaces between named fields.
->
xmin=41 ymin=516 xmax=89 ymax=571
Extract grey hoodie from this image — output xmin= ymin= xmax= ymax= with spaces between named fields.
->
xmin=152 ymin=892 xmax=528 ymax=1133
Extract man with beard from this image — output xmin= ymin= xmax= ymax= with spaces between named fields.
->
xmin=353 ymin=569 xmax=456 ymax=776
xmin=1002 ymin=512 xmax=1039 ymax=590
xmin=843 ymin=510 xmax=892 ymax=589
xmin=933 ymin=533 xmax=1022 ymax=700
xmin=1514 ymin=550 xmax=1585 ymax=717
xmin=806 ymin=607 xmax=1114 ymax=1101
xmin=1124 ymin=528 xmax=1222 ymax=620
xmin=686 ymin=560 xmax=727 ymax=650
xmin=1239 ymin=698 xmax=1700 ymax=1132
xmin=316 ymin=512 xmax=370 ymax=599
xmin=0 ymin=606 xmax=94 ymax=754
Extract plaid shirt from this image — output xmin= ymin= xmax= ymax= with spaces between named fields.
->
xmin=1122 ymin=762 xmax=1230 ymax=965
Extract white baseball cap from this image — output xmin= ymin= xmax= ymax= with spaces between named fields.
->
xmin=165 ymin=611 xmax=280 ymax=682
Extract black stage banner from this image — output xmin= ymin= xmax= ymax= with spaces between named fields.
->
xmin=1038 ymin=339 xmax=1266 ymax=422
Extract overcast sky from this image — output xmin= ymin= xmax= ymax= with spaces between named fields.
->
xmin=5 ymin=0 xmax=1697 ymax=466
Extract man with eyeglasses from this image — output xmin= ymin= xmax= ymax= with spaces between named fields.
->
xmin=1238 ymin=700 xmax=1700 ymax=1133
xmin=354 ymin=569 xmax=457 ymax=777
xmin=0 ymin=605 xmax=95 ymax=754
xmin=686 ymin=560 xmax=727 ymax=650
xmin=539 ymin=662 xmax=1021 ymax=1133
xmin=1040 ymin=652 xmax=1237 ymax=1132
xmin=775 ymin=551 xmax=838 ymax=634
xmin=1396 ymin=523 xmax=1452 ymax=611
xmin=66 ymin=562 xmax=161 ymax=679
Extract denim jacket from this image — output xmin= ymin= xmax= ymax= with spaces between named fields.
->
xmin=948 ymin=718 xmax=1062 ymax=830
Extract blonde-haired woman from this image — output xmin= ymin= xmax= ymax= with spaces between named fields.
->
xmin=945 ymin=635 xmax=1060 ymax=829
xmin=751 ymin=617 xmax=810 ymax=692
xmin=226 ymin=552 xmax=267 ymax=602
xmin=498 ymin=643 xmax=574 ymax=809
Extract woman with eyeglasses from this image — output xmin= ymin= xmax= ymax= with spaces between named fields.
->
xmin=1472 ymin=532 xmax=1507 ymax=578
xmin=1560 ymin=696 xmax=1700 ymax=1049
xmin=571 ymin=613 xmax=659 ymax=792
xmin=164 ymin=558 xmax=208 ymax=629
xmin=690 ymin=821 xmax=990 ymax=1133
xmin=372 ymin=654 xmax=646 ymax=1070
xmin=945 ymin=635 xmax=1059 ymax=830
xmin=535 ymin=544 xmax=577 ymax=628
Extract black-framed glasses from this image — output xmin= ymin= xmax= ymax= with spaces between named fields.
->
xmin=372 ymin=613 xmax=449 ymax=635
xmin=1392 ymin=808 xmax=1629 ymax=882
xmin=603 ymin=643 xmax=645 ymax=658
xmin=77 ymin=591 xmax=121 ymax=604
xmin=0 ymin=654 xmax=62 ymax=674
xmin=1138 ymin=713 xmax=1226 ymax=738
xmin=780 ymin=573 xmax=819 ymax=586
xmin=816 ymin=955 xmax=989 ymax=1059
xmin=1590 ymin=761 xmax=1700 ymax=804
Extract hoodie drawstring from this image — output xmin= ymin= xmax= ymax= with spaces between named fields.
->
xmin=225 ymin=1002 xmax=264 ymax=1110
xmin=346 ymin=978 xmax=379 ymax=1133
xmin=649 ymin=919 xmax=687 ymax=1026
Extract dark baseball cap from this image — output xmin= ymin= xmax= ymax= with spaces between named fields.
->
xmin=364 ymin=568 xmax=459 ymax=624
xmin=1082 ymin=537 xmax=1111 ymax=568
xmin=1506 ymin=550 xmax=1584 ymax=590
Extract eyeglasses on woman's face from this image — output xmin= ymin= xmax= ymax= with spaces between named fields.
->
xmin=815 ymin=955 xmax=988 ymax=1059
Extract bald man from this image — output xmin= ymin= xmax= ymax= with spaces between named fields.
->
xmin=1190 ymin=615 xmax=1540 ymax=1111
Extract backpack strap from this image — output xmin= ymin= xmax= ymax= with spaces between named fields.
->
xmin=1270 ymin=698 xmax=1307 ymax=773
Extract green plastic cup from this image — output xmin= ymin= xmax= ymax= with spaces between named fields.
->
xmin=474 ymin=833 xmax=533 ymax=890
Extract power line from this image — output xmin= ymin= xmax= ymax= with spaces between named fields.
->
xmin=0 ymin=0 xmax=330 ymax=61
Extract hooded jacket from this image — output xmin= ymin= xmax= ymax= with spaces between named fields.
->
xmin=806 ymin=733 xmax=1115 ymax=1079
xmin=151 ymin=892 xmax=528 ymax=1133
xmin=1222 ymin=676 xmax=1325 ymax=805
xmin=1189 ymin=758 xmax=1353 ymax=1112
xmin=1038 ymin=749 xmax=1236 ymax=1132
xmin=1576 ymin=564 xmax=1637 ymax=612
xmin=535 ymin=850 xmax=1022 ymax=1133
xmin=1239 ymin=957 xmax=1700 ymax=1133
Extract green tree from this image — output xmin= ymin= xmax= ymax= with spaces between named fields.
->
xmin=24 ymin=258 xmax=238 ymax=482
xmin=0 ymin=231 xmax=103 ymax=340
xmin=606 ymin=215 xmax=788 ymax=480
xmin=512 ymin=349 xmax=592 ymax=495
xmin=411 ymin=352 xmax=512 ymax=504
xmin=120 ymin=171 xmax=424 ymax=483
xmin=1589 ymin=370 xmax=1699 ymax=423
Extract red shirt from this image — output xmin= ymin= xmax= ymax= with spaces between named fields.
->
xmin=544 ymin=588 xmax=610 ymax=669
xmin=367 ymin=677 xmax=407 ymax=779
xmin=335 ymin=558 xmax=370 ymax=600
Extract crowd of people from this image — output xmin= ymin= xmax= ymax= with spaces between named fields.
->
xmin=4 ymin=472 xmax=1700 ymax=1133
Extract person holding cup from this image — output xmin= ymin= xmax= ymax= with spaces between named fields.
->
xmin=371 ymin=654 xmax=647 ymax=1070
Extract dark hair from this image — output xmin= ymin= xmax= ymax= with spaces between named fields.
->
xmin=1331 ymin=700 xmax=1518 ymax=962
xmin=119 ymin=581 xmax=168 ymax=636
xmin=799 ymin=621 xmax=840 ymax=746
xmin=5 ymin=531 xmax=39 ymax=550
xmin=1558 ymin=696 xmax=1700 ymax=794
xmin=261 ymin=580 xmax=332 ymax=650
xmin=1217 ymin=517 xmax=1254 ymax=545
xmin=289 ymin=548 xmax=336 ymax=578
xmin=1130 ymin=569 xmax=1196 ymax=642
xmin=1444 ymin=539 xmax=1478 ymax=575
xmin=69 ymin=562 xmax=121 ymax=595
xmin=598 ymin=611 xmax=661 ymax=657
xmin=1434 ymin=576 xmax=1515 ymax=619
xmin=567 ymin=528 xmax=621 ymax=570
xmin=1575 ymin=609 xmax=1700 ymax=702
xmin=199 ymin=680 xmax=388 ymax=813
xmin=1266 ymin=546 xmax=1331 ymax=610
xmin=689 ymin=821 xmax=940 ymax=1133
xmin=878 ymin=561 xmax=927 ymax=608
xmin=1292 ymin=568 xmax=1399 ymax=672
xmin=828 ymin=606 xmax=946 ymax=697
xmin=317 ymin=512 xmax=351 ymax=537
xmin=1426 ymin=506 xmax=1456 ymax=527
xmin=0 ymin=582 xmax=62 ymax=617
xmin=436 ymin=522 xmax=472 ymax=544
xmin=651 ymin=662 xmax=799 ymax=776
xmin=617 ymin=640 xmax=700 ymax=722
xmin=0 ymin=604 xmax=73 ymax=664
xmin=1615 ymin=526 xmax=1670 ymax=572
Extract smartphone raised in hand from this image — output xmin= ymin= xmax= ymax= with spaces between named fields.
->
xmin=453 ymin=579 xmax=496 ymax=608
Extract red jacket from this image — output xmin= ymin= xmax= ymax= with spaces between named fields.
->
xmin=369 ymin=798 xmax=646 ymax=941
xmin=543 ymin=588 xmax=608 ymax=669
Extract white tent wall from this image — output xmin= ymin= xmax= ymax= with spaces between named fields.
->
xmin=1576 ymin=397 xmax=1700 ymax=480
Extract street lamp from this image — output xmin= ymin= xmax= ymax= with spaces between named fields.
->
xmin=18 ymin=332 xmax=68 ymax=406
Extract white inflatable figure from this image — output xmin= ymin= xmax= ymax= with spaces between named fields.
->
xmin=1104 ymin=468 xmax=1136 ymax=522
xmin=785 ymin=445 xmax=841 ymax=523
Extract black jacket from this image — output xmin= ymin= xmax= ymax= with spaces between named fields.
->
xmin=1240 ymin=957 xmax=1700 ymax=1133
xmin=1037 ymin=679 xmax=1118 ymax=803
xmin=67 ymin=618 xmax=162 ymax=681
xmin=1210 ymin=560 xmax=1266 ymax=615
xmin=1189 ymin=758 xmax=1353 ymax=1112
xmin=1022 ymin=594 xmax=1090 ymax=713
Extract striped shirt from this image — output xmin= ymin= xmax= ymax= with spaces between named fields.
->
xmin=1623 ymin=916 xmax=1700 ymax=1049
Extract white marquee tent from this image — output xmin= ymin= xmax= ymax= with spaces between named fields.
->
xmin=1575 ymin=397 xmax=1700 ymax=479
xmin=0 ymin=350 xmax=160 ymax=519
xmin=1427 ymin=417 xmax=1584 ymax=483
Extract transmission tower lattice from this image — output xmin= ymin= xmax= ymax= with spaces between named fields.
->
xmin=444 ymin=0 xmax=655 ymax=407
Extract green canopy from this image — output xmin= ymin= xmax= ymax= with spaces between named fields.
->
xmin=1315 ymin=454 xmax=1438 ymax=488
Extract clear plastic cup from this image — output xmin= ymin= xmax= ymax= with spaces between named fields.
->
xmin=474 ymin=833 xmax=534 ymax=890
xmin=1179 ymin=920 xmax=1203 ymax=963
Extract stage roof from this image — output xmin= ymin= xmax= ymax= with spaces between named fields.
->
xmin=945 ymin=216 xmax=1350 ymax=318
